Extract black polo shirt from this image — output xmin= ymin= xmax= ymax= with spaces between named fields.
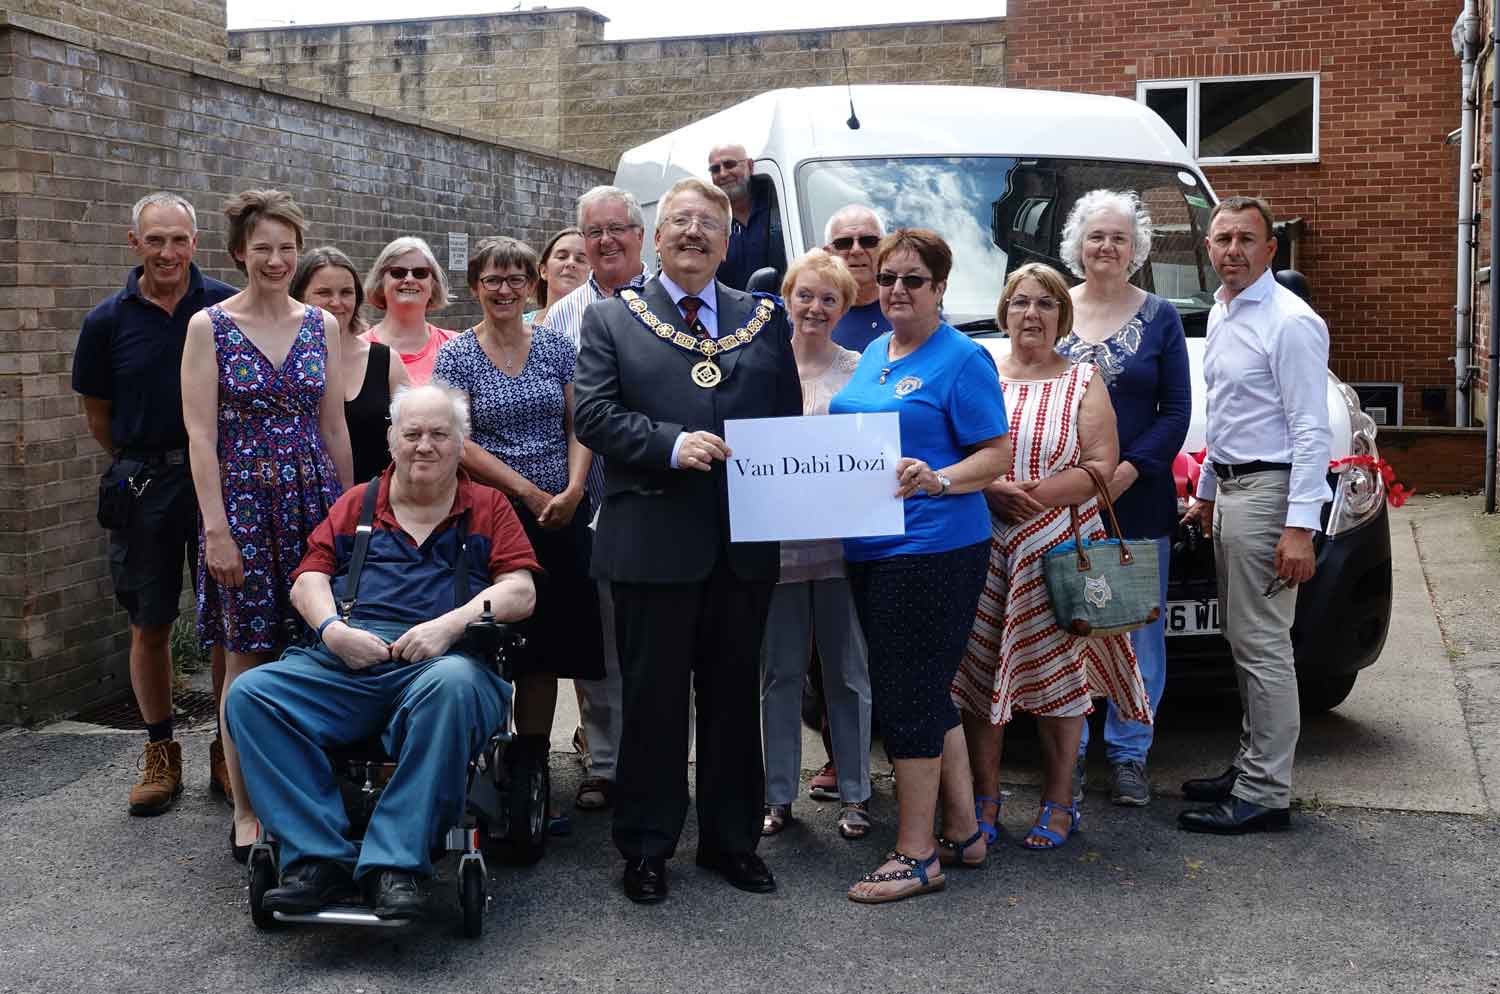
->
xmin=71 ymin=264 xmax=238 ymax=452
xmin=716 ymin=186 xmax=788 ymax=291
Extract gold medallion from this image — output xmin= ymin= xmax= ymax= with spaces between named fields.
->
xmin=691 ymin=360 xmax=723 ymax=388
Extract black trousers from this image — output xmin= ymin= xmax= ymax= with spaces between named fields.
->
xmin=610 ymin=561 xmax=773 ymax=862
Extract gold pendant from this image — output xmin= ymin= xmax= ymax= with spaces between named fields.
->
xmin=691 ymin=359 xmax=723 ymax=389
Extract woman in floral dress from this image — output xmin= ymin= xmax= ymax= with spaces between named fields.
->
xmin=183 ymin=190 xmax=353 ymax=859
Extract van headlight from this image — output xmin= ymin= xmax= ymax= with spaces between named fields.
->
xmin=1326 ymin=383 xmax=1384 ymax=537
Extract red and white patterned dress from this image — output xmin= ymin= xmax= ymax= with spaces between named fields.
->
xmin=952 ymin=363 xmax=1150 ymax=725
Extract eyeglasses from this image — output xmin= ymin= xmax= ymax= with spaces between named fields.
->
xmin=478 ymin=274 xmax=531 ymax=291
xmin=583 ymin=222 xmax=640 ymax=242
xmin=1006 ymin=296 xmax=1060 ymax=313
xmin=875 ymin=272 xmax=935 ymax=289
xmin=664 ymin=213 xmax=727 ymax=234
xmin=386 ymin=266 xmax=432 ymax=281
xmin=707 ymin=159 xmax=743 ymax=175
xmin=830 ymin=235 xmax=881 ymax=252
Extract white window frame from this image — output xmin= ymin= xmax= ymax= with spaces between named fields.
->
xmin=1137 ymin=73 xmax=1320 ymax=166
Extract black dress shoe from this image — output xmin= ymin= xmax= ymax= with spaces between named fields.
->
xmin=1181 ymin=765 xmax=1243 ymax=802
xmin=262 ymin=859 xmax=360 ymax=914
xmin=365 ymin=869 xmax=429 ymax=920
xmin=623 ymin=857 xmax=668 ymax=904
xmin=229 ymin=821 xmax=252 ymax=865
xmin=1178 ymin=797 xmax=1291 ymax=835
xmin=696 ymin=850 xmax=776 ymax=893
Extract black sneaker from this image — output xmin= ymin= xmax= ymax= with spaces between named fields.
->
xmin=262 ymin=860 xmax=360 ymax=914
xmin=366 ymin=869 xmax=429 ymax=920
xmin=1109 ymin=760 xmax=1152 ymax=807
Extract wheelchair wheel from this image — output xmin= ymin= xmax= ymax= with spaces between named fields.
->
xmin=248 ymin=851 xmax=279 ymax=931
xmin=502 ymin=749 xmax=549 ymax=865
xmin=459 ymin=861 xmax=485 ymax=939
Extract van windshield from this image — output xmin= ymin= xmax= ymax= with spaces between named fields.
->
xmin=797 ymin=156 xmax=1220 ymax=333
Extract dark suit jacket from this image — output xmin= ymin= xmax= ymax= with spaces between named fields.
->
xmin=574 ymin=276 xmax=802 ymax=584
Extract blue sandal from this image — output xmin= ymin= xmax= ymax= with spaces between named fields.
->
xmin=937 ymin=828 xmax=987 ymax=868
xmin=1020 ymin=800 xmax=1080 ymax=850
xmin=848 ymin=850 xmax=945 ymax=904
xmin=974 ymin=795 xmax=1002 ymax=845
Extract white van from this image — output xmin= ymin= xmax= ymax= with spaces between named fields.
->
xmin=615 ymin=85 xmax=1392 ymax=711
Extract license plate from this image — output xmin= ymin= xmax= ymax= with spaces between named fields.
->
xmin=1165 ymin=599 xmax=1221 ymax=637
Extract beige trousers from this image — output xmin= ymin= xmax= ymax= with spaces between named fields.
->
xmin=1213 ymin=470 xmax=1300 ymax=808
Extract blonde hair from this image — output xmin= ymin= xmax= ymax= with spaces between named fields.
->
xmin=781 ymin=249 xmax=859 ymax=313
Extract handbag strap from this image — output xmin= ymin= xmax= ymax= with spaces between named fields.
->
xmin=1065 ymin=465 xmax=1135 ymax=571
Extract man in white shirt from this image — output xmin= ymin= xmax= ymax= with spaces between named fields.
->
xmin=1178 ymin=196 xmax=1331 ymax=835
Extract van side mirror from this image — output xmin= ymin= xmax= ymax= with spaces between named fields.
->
xmin=746 ymin=267 xmax=782 ymax=295
xmin=1274 ymin=269 xmax=1311 ymax=302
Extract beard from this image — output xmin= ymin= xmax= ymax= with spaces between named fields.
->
xmin=719 ymin=178 xmax=750 ymax=201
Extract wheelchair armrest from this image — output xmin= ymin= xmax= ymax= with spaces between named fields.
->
xmin=464 ymin=600 xmax=526 ymax=680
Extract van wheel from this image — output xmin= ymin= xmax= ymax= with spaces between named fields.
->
xmin=1299 ymin=672 xmax=1358 ymax=714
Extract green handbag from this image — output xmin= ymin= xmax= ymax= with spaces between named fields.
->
xmin=1042 ymin=465 xmax=1163 ymax=637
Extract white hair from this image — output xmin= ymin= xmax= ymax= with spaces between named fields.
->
xmin=388 ymin=381 xmax=471 ymax=441
xmin=576 ymin=185 xmax=644 ymax=229
xmin=131 ymin=192 xmax=197 ymax=233
xmin=823 ymin=204 xmax=885 ymax=245
xmin=1059 ymin=189 xmax=1154 ymax=279
xmin=365 ymin=236 xmax=451 ymax=311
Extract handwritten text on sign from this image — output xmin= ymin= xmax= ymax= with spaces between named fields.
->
xmin=723 ymin=413 xmax=905 ymax=542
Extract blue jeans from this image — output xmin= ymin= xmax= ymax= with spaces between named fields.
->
xmin=1079 ymin=536 xmax=1170 ymax=765
xmin=224 ymin=620 xmax=511 ymax=878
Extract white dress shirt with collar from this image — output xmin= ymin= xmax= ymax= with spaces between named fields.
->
xmin=1194 ymin=267 xmax=1332 ymax=531
xmin=537 ymin=264 xmax=650 ymax=352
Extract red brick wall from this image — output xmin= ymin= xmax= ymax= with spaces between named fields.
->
xmin=1006 ymin=0 xmax=1460 ymax=426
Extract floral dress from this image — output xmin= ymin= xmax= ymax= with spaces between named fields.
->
xmin=196 ymin=305 xmax=342 ymax=653
xmin=951 ymin=362 xmax=1150 ymax=724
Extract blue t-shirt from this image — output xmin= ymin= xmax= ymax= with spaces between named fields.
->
xmin=829 ymin=323 xmax=1009 ymax=561
xmin=832 ymin=300 xmax=893 ymax=353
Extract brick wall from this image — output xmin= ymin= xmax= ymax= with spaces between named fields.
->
xmin=1006 ymin=0 xmax=1459 ymax=427
xmin=228 ymin=10 xmax=1008 ymax=170
xmin=0 ymin=17 xmax=609 ymax=723
xmin=5 ymin=0 xmax=226 ymax=64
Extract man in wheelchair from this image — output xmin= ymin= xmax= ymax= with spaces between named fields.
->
xmin=225 ymin=383 xmax=540 ymax=921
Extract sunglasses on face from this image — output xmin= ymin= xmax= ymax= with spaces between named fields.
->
xmin=875 ymin=272 xmax=935 ymax=289
xmin=707 ymin=159 xmax=743 ymax=175
xmin=830 ymin=235 xmax=881 ymax=252
xmin=386 ymin=266 xmax=432 ymax=281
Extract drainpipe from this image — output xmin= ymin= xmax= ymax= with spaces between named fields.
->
xmin=1456 ymin=1 xmax=1482 ymax=426
xmin=1487 ymin=0 xmax=1500 ymax=513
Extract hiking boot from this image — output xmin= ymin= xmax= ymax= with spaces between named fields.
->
xmin=1110 ymin=760 xmax=1152 ymax=807
xmin=1071 ymin=755 xmax=1086 ymax=806
xmin=209 ymin=736 xmax=233 ymax=804
xmin=128 ymin=739 xmax=183 ymax=816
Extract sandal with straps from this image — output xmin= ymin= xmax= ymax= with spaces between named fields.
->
xmin=837 ymin=801 xmax=871 ymax=840
xmin=848 ymin=849 xmax=946 ymax=905
xmin=1020 ymin=800 xmax=1081 ymax=850
xmin=974 ymin=795 xmax=1002 ymax=845
xmin=936 ymin=828 xmax=987 ymax=868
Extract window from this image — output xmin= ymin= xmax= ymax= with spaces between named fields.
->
xmin=1138 ymin=74 xmax=1319 ymax=165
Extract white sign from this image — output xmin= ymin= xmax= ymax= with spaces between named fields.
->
xmin=447 ymin=232 xmax=469 ymax=272
xmin=724 ymin=413 xmax=905 ymax=542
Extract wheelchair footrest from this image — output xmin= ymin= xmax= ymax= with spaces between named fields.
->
xmin=272 ymin=906 xmax=413 ymax=927
xmin=446 ymin=826 xmax=482 ymax=852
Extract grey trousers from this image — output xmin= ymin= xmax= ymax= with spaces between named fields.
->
xmin=1213 ymin=470 xmax=1301 ymax=808
xmin=760 ymin=578 xmax=872 ymax=805
xmin=576 ymin=579 xmax=623 ymax=781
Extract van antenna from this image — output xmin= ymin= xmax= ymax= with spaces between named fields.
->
xmin=842 ymin=49 xmax=861 ymax=130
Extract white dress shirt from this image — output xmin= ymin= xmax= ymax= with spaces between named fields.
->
xmin=1195 ymin=268 xmax=1332 ymax=531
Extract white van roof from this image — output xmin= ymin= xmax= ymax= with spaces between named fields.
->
xmin=614 ymin=85 xmax=1205 ymax=205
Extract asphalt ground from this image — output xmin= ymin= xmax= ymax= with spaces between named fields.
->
xmin=2 ymin=496 xmax=1498 ymax=994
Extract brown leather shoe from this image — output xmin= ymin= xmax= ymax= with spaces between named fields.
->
xmin=209 ymin=736 xmax=233 ymax=804
xmin=128 ymin=740 xmax=183 ymax=816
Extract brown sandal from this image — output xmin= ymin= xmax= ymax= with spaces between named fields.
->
xmin=575 ymin=776 xmax=613 ymax=810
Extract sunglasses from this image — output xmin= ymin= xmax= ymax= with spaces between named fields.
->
xmin=386 ymin=266 xmax=432 ymax=281
xmin=707 ymin=159 xmax=743 ymax=175
xmin=830 ymin=235 xmax=881 ymax=252
xmin=875 ymin=272 xmax=935 ymax=289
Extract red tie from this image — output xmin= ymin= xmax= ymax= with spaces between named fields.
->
xmin=679 ymin=295 xmax=709 ymax=339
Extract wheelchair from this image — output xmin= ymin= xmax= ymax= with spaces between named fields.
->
xmin=245 ymin=602 xmax=549 ymax=938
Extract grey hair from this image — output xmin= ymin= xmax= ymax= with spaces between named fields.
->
xmin=388 ymin=381 xmax=471 ymax=441
xmin=576 ymin=185 xmax=644 ymax=230
xmin=823 ymin=204 xmax=885 ymax=244
xmin=132 ymin=192 xmax=197 ymax=232
xmin=1058 ymin=189 xmax=1154 ymax=278
xmin=365 ymin=236 xmax=451 ymax=311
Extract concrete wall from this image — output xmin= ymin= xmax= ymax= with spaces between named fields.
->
xmin=5 ymin=0 xmax=227 ymax=64
xmin=0 ymin=14 xmax=609 ymax=723
xmin=227 ymin=10 xmax=1007 ymax=169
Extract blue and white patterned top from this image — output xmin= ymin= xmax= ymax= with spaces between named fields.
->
xmin=434 ymin=326 xmax=577 ymax=496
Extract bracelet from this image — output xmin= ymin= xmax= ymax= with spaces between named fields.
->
xmin=316 ymin=615 xmax=342 ymax=640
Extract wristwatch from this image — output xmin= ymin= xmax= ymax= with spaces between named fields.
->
xmin=935 ymin=473 xmax=952 ymax=496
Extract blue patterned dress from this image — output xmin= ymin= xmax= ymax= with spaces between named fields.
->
xmin=197 ymin=304 xmax=342 ymax=653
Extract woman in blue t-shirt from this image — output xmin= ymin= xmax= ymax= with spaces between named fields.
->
xmin=829 ymin=229 xmax=1012 ymax=904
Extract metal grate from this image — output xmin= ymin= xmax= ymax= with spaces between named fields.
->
xmin=71 ymin=690 xmax=220 ymax=731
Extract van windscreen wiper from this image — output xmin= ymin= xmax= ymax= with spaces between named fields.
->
xmin=954 ymin=318 xmax=1000 ymax=332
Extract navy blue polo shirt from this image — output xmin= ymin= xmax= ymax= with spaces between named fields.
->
xmin=716 ymin=187 xmax=788 ymax=291
xmin=71 ymin=264 xmax=238 ymax=452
